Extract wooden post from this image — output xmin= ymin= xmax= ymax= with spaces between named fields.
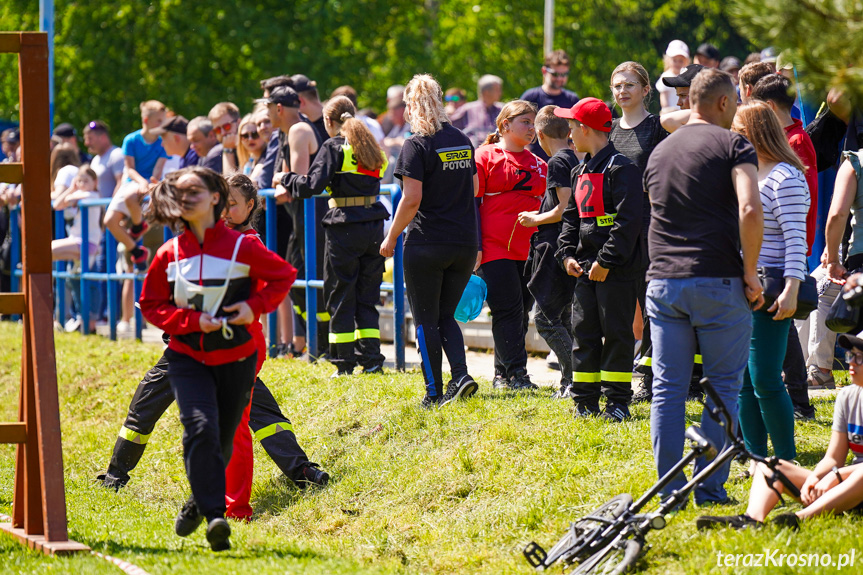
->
xmin=0 ymin=31 xmax=89 ymax=555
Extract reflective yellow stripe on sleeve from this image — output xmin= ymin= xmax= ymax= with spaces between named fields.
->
xmin=317 ymin=312 xmax=331 ymax=322
xmin=119 ymin=426 xmax=151 ymax=445
xmin=329 ymin=331 xmax=356 ymax=344
xmin=601 ymin=371 xmax=632 ymax=383
xmin=637 ymin=356 xmax=652 ymax=367
xmin=354 ymin=328 xmax=380 ymax=340
xmin=254 ymin=422 xmax=294 ymax=442
xmin=574 ymin=372 xmax=601 ymax=383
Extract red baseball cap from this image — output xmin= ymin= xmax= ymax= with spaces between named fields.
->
xmin=554 ymin=98 xmax=612 ymax=133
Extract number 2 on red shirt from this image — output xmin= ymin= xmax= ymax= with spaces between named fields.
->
xmin=575 ymin=173 xmax=605 ymax=218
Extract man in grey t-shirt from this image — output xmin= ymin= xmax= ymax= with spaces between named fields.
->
xmin=84 ymin=120 xmax=125 ymax=199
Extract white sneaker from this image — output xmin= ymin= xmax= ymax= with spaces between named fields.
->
xmin=116 ymin=320 xmax=133 ymax=333
xmin=64 ymin=317 xmax=82 ymax=333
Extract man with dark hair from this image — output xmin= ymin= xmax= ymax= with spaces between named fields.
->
xmin=291 ymin=74 xmax=328 ymax=143
xmin=738 ymin=61 xmax=774 ymax=104
xmin=694 ymin=43 xmax=721 ymax=68
xmin=645 ymin=68 xmax=764 ymax=505
xmin=520 ymin=50 xmax=580 ymax=161
xmin=54 ymin=122 xmax=91 ymax=163
xmin=84 ymin=120 xmax=124 ymax=199
xmin=260 ymin=75 xmax=293 ymax=96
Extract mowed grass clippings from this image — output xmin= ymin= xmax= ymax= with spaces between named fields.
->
xmin=1 ymin=321 xmax=862 ymax=574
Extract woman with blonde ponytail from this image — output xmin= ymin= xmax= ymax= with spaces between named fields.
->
xmin=475 ymin=100 xmax=547 ymax=391
xmin=382 ymin=73 xmax=481 ymax=408
xmin=283 ymin=95 xmax=390 ymax=376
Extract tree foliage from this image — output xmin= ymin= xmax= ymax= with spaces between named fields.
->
xmin=2 ymin=0 xmax=756 ymax=140
xmin=730 ymin=0 xmax=863 ymax=104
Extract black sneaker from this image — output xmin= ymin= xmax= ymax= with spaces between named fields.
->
xmin=600 ymin=402 xmax=631 ymax=423
xmin=574 ymin=402 xmax=600 ymax=418
xmin=96 ymin=471 xmax=128 ymax=492
xmin=631 ymin=375 xmax=653 ymax=404
xmin=552 ymin=381 xmax=573 ymax=400
xmin=696 ymin=513 xmax=760 ymax=531
xmin=420 ymin=394 xmax=442 ymax=409
xmin=793 ymin=406 xmax=815 ymax=421
xmin=510 ymin=373 xmax=539 ymax=391
xmin=362 ymin=363 xmax=383 ymax=374
xmin=175 ymin=498 xmax=203 ymax=537
xmin=206 ymin=517 xmax=231 ymax=552
xmin=771 ymin=512 xmax=801 ymax=531
xmin=441 ymin=375 xmax=479 ymax=406
xmin=300 ymin=464 xmax=330 ymax=487
xmin=492 ymin=374 xmax=509 ymax=390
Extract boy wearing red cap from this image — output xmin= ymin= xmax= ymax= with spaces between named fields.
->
xmin=555 ymin=98 xmax=644 ymax=421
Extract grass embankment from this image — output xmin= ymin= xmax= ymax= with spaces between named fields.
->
xmin=1 ymin=322 xmax=861 ymax=574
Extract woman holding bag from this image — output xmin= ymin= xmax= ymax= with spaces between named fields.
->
xmin=732 ymin=102 xmax=809 ymax=463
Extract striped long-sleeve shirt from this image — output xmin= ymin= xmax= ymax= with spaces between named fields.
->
xmin=757 ymin=162 xmax=810 ymax=281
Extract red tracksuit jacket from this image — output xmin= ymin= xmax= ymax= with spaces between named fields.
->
xmin=140 ymin=220 xmax=296 ymax=366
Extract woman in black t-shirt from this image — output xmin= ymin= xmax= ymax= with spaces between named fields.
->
xmin=382 ymin=74 xmax=480 ymax=407
xmin=608 ymin=61 xmax=669 ymax=402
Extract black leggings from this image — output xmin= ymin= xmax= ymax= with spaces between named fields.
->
xmin=166 ymin=349 xmax=256 ymax=521
xmin=479 ymin=259 xmax=533 ymax=378
xmin=404 ymin=243 xmax=477 ymax=397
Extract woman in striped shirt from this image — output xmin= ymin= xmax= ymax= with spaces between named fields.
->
xmin=732 ymin=101 xmax=809 ymax=463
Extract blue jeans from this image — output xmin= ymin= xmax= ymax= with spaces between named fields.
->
xmin=646 ymin=277 xmax=752 ymax=504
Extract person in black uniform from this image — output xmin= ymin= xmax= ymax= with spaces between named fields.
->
xmin=381 ymin=73 xmax=480 ymax=408
xmin=282 ymin=96 xmax=389 ymax=376
xmin=517 ymin=105 xmax=579 ymax=399
xmin=266 ymin=86 xmax=329 ymax=357
xmin=555 ymin=98 xmax=644 ymax=422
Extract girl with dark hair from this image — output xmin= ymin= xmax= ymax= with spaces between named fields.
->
xmin=477 ymin=100 xmax=547 ymax=391
xmin=140 ymin=166 xmax=295 ymax=551
xmin=283 ymin=96 xmax=389 ymax=376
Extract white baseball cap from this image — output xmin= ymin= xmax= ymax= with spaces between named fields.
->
xmin=665 ymin=40 xmax=690 ymax=59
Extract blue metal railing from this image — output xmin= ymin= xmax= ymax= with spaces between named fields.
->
xmin=9 ymin=184 xmax=406 ymax=370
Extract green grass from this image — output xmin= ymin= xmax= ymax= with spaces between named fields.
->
xmin=1 ymin=322 xmax=862 ymax=574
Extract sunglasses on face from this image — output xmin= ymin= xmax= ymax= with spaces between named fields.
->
xmin=212 ymin=122 xmax=235 ymax=137
xmin=846 ymin=351 xmax=863 ymax=366
xmin=241 ymin=131 xmax=260 ymax=140
xmin=544 ymin=68 xmax=569 ymax=78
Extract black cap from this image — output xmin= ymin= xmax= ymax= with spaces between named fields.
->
xmin=839 ymin=331 xmax=863 ymax=351
xmin=696 ymin=43 xmax=721 ymax=62
xmin=257 ymin=85 xmax=300 ymax=108
xmin=662 ymin=64 xmax=706 ymax=88
xmin=2 ymin=128 xmax=19 ymax=143
xmin=290 ymin=74 xmax=317 ymax=93
xmin=151 ymin=115 xmax=189 ymax=136
xmin=53 ymin=122 xmax=77 ymax=138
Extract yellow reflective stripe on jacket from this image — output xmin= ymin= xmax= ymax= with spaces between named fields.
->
xmin=601 ymin=371 xmax=632 ymax=383
xmin=329 ymin=331 xmax=356 ymax=344
xmin=340 ymin=144 xmax=388 ymax=178
xmin=574 ymin=372 xmax=601 ymax=383
xmin=637 ymin=356 xmax=652 ymax=367
xmin=355 ymin=328 xmax=380 ymax=340
xmin=119 ymin=426 xmax=151 ymax=445
xmin=254 ymin=422 xmax=294 ymax=442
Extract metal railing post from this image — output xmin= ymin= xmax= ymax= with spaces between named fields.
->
xmin=105 ymin=230 xmax=117 ymax=341
xmin=79 ymin=203 xmax=90 ymax=335
xmin=10 ymin=206 xmax=20 ymax=294
xmin=265 ymin=192 xmax=279 ymax=357
xmin=54 ymin=209 xmax=65 ymax=324
xmin=388 ymin=185 xmax=406 ymax=371
xmin=303 ymin=197 xmax=317 ymax=360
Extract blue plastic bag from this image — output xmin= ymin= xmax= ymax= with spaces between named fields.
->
xmin=454 ymin=274 xmax=487 ymax=323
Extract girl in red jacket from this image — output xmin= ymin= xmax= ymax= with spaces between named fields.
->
xmin=476 ymin=100 xmax=547 ymax=391
xmin=140 ymin=166 xmax=295 ymax=551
